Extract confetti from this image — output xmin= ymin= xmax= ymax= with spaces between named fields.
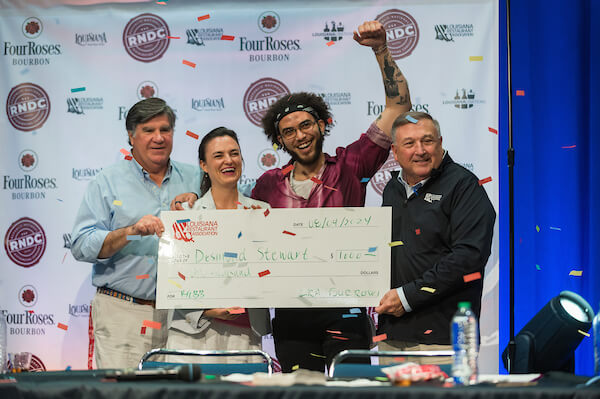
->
xmin=375 ymin=377 xmax=388 ymax=382
xmin=463 ymin=272 xmax=482 ymax=283
xmin=140 ymin=326 xmax=146 ymax=335
xmin=372 ymin=333 xmax=387 ymax=343
xmin=177 ymin=219 xmax=191 ymax=224
xmin=58 ymin=323 xmax=68 ymax=331
xmin=478 ymin=176 xmax=492 ymax=186
xmin=124 ymin=155 xmax=133 ymax=161
xmin=326 ymin=40 xmax=335 ymax=46
xmin=536 ymin=225 xmax=540 ymax=232
xmin=349 ymin=308 xmax=361 ymax=314
xmin=182 ymin=59 xmax=196 ymax=68
xmin=62 ymin=252 xmax=67 ymax=264
xmin=332 ymin=336 xmax=349 ymax=340
xmin=415 ymin=228 xmax=421 ymax=235
xmin=113 ymin=200 xmax=122 ymax=206
xmin=237 ymin=231 xmax=242 ymax=238
xmin=156 ymin=1 xmax=166 ymax=4
xmin=221 ymin=35 xmax=235 ymax=41
xmin=516 ymin=90 xmax=525 ymax=96
xmin=281 ymin=164 xmax=295 ymax=175
xmin=561 ymin=145 xmax=576 ymax=149
xmin=424 ymin=329 xmax=433 ymax=335
xmin=136 ymin=274 xmax=149 ymax=280
xmin=178 ymin=272 xmax=186 ymax=280
xmin=167 ymin=36 xmax=180 ymax=39
xmin=420 ymin=287 xmax=436 ymax=293
xmin=126 ymin=235 xmax=141 ymax=241
xmin=535 ymin=264 xmax=541 ymax=270
xmin=273 ymin=143 xmax=279 ymax=150
xmin=405 ymin=115 xmax=418 ymax=124
xmin=71 ymin=87 xmax=85 ymax=93
xmin=549 ymin=226 xmax=562 ymax=231
xmin=578 ymin=329 xmax=590 ymax=337
xmin=224 ymin=252 xmax=238 ymax=258
xmin=228 ymin=308 xmax=246 ymax=315
xmin=326 ymin=330 xmax=342 ymax=334
xmin=360 ymin=177 xmax=370 ymax=183
xmin=323 ymin=185 xmax=338 ymax=191
xmin=186 ymin=130 xmax=199 ymax=139
xmin=27 ymin=310 xmax=34 ymax=314
xmin=168 ymin=279 xmax=182 ymax=288
xmin=236 ymin=201 xmax=243 ymax=206
xmin=142 ymin=320 xmax=162 ymax=329
xmin=264 ymin=209 xmax=270 ymax=217
xmin=368 ymin=247 xmax=377 ymax=252
xmin=342 ymin=314 xmax=358 ymax=318
xmin=469 ymin=56 xmax=483 ymax=61
xmin=310 ymin=353 xmax=326 ymax=358
xmin=569 ymin=270 xmax=583 ymax=277
xmin=197 ymin=14 xmax=210 ymax=21
xmin=292 ymin=364 xmax=299 ymax=370
xmin=119 ymin=148 xmax=130 ymax=156
xmin=488 ymin=127 xmax=498 ymax=134
xmin=327 ymin=117 xmax=333 ymax=124
xmin=310 ymin=176 xmax=323 ymax=185
xmin=282 ymin=230 xmax=296 ymax=236
xmin=389 ymin=241 xmax=404 ymax=247
xmin=258 ymin=270 xmax=270 ymax=277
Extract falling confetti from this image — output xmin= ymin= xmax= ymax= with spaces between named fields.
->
xmin=221 ymin=35 xmax=235 ymax=41
xmin=389 ymin=241 xmax=404 ymax=247
xmin=536 ymin=225 xmax=540 ymax=232
xmin=281 ymin=164 xmax=294 ymax=175
xmin=310 ymin=176 xmax=323 ymax=185
xmin=578 ymin=329 xmax=590 ymax=337
xmin=178 ymin=272 xmax=186 ymax=280
xmin=516 ymin=90 xmax=525 ymax=96
xmin=424 ymin=329 xmax=433 ymax=335
xmin=561 ymin=145 xmax=576 ymax=149
xmin=469 ymin=56 xmax=483 ymax=61
xmin=228 ymin=308 xmax=246 ymax=314
xmin=420 ymin=287 xmax=436 ymax=293
xmin=569 ymin=270 xmax=583 ymax=277
xmin=142 ymin=320 xmax=162 ymax=329
xmin=326 ymin=41 xmax=335 ymax=46
xmin=167 ymin=36 xmax=180 ymax=39
xmin=70 ymin=87 xmax=85 ymax=93
xmin=360 ymin=177 xmax=370 ymax=183
xmin=463 ymin=272 xmax=482 ymax=283
xmin=349 ymin=308 xmax=361 ymax=314
xmin=372 ymin=333 xmax=387 ymax=343
xmin=405 ymin=115 xmax=418 ymax=124
xmin=113 ymin=200 xmax=122 ymax=206
xmin=197 ymin=14 xmax=210 ymax=21
xmin=478 ymin=176 xmax=492 ymax=186
xmin=224 ymin=252 xmax=238 ymax=258
xmin=182 ymin=59 xmax=196 ymax=68
xmin=186 ymin=130 xmax=199 ymax=139
xmin=488 ymin=127 xmax=498 ymax=134
xmin=57 ymin=323 xmax=68 ymax=331
xmin=282 ymin=230 xmax=296 ymax=236
xmin=136 ymin=274 xmax=149 ymax=280
xmin=258 ymin=270 xmax=270 ymax=277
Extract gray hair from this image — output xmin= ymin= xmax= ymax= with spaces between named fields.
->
xmin=391 ymin=111 xmax=441 ymax=143
xmin=125 ymin=98 xmax=176 ymax=146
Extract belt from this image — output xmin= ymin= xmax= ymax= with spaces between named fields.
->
xmin=97 ymin=287 xmax=155 ymax=307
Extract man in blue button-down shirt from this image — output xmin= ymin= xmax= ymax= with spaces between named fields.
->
xmin=71 ymin=98 xmax=201 ymax=368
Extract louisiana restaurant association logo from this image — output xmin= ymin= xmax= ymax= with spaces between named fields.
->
xmin=122 ymin=13 xmax=170 ymax=62
xmin=19 ymin=285 xmax=38 ymax=307
xmin=243 ymin=78 xmax=290 ymax=127
xmin=434 ymin=24 xmax=474 ymax=42
xmin=4 ymin=217 xmax=47 ymax=268
xmin=6 ymin=83 xmax=50 ymax=131
xmin=312 ymin=21 xmax=352 ymax=42
xmin=443 ymin=89 xmax=485 ymax=109
xmin=375 ymin=9 xmax=419 ymax=59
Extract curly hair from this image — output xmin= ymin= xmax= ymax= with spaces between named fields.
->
xmin=261 ymin=92 xmax=334 ymax=148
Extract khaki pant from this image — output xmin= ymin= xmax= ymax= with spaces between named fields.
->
xmin=91 ymin=293 xmax=168 ymax=369
xmin=377 ymin=340 xmax=453 ymax=365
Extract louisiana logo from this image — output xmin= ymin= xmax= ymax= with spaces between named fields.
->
xmin=122 ymin=13 xmax=170 ymax=62
xmin=6 ymin=83 xmax=50 ymax=132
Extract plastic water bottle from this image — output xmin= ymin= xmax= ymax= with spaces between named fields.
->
xmin=451 ymin=301 xmax=479 ymax=385
xmin=593 ymin=303 xmax=600 ymax=375
xmin=0 ymin=310 xmax=7 ymax=374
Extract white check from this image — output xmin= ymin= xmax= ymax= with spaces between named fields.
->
xmin=156 ymin=207 xmax=391 ymax=309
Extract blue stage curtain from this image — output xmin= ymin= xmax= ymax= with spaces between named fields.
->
xmin=499 ymin=0 xmax=600 ymax=375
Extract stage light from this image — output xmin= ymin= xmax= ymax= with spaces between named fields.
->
xmin=503 ymin=291 xmax=594 ymax=373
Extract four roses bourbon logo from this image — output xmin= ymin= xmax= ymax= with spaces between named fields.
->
xmin=6 ymin=83 xmax=51 ymax=132
xmin=375 ymin=9 xmax=419 ymax=59
xmin=243 ymin=78 xmax=290 ymax=127
xmin=122 ymin=13 xmax=170 ymax=63
xmin=4 ymin=217 xmax=47 ymax=268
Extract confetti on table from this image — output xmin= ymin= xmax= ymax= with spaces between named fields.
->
xmin=310 ymin=176 xmax=323 ymax=185
xmin=282 ymin=230 xmax=296 ymax=236
xmin=177 ymin=219 xmax=191 ymax=224
xmin=469 ymin=56 xmax=483 ymax=61
xmin=221 ymin=35 xmax=235 ymax=41
xmin=373 ymin=333 xmax=387 ymax=343
xmin=549 ymin=226 xmax=562 ymax=231
xmin=420 ymin=287 xmax=436 ymax=293
xmin=310 ymin=353 xmax=326 ymax=358
xmin=167 ymin=36 xmax=180 ymax=39
xmin=136 ymin=274 xmax=149 ymax=280
xmin=186 ymin=130 xmax=199 ymax=139
xmin=237 ymin=231 xmax=242 ymax=239
xmin=368 ymin=247 xmax=377 ymax=252
xmin=326 ymin=330 xmax=342 ymax=334
xmin=424 ymin=329 xmax=433 ymax=335
xmin=182 ymin=59 xmax=196 ymax=68
xmin=561 ymin=145 xmax=576 ymax=149
xmin=140 ymin=326 xmax=146 ymax=335
xmin=405 ymin=115 xmax=418 ymax=124
xmin=324 ymin=185 xmax=338 ymax=191
xmin=124 ymin=155 xmax=132 ymax=161
xmin=142 ymin=320 xmax=162 ymax=330
xmin=224 ymin=252 xmax=238 ymax=258
xmin=536 ymin=225 xmax=540 ymax=232
xmin=197 ymin=14 xmax=210 ymax=21
xmin=332 ymin=335 xmax=349 ymax=340
xmin=349 ymin=308 xmax=361 ymax=314
xmin=178 ymin=272 xmax=186 ymax=280
xmin=326 ymin=40 xmax=335 ymax=46
xmin=360 ymin=177 xmax=370 ymax=183
xmin=127 ymin=235 xmax=141 ymax=241
xmin=463 ymin=272 xmax=482 ymax=283
xmin=58 ymin=323 xmax=68 ymax=331
xmin=292 ymin=364 xmax=299 ymax=370
xmin=263 ymin=209 xmax=270 ymax=217
xmin=578 ymin=329 xmax=590 ymax=337
xmin=389 ymin=241 xmax=404 ymax=247
xmin=282 ymin=164 xmax=294 ymax=175
xmin=120 ymin=148 xmax=130 ymax=156
xmin=478 ymin=176 xmax=492 ymax=186
xmin=71 ymin=87 xmax=85 ymax=93
xmin=488 ymin=127 xmax=498 ymax=134
xmin=415 ymin=228 xmax=421 ymax=235
xmin=342 ymin=314 xmax=358 ymax=318
xmin=535 ymin=264 xmax=541 ymax=271
xmin=569 ymin=270 xmax=583 ymax=277
xmin=113 ymin=200 xmax=122 ymax=206
xmin=228 ymin=308 xmax=246 ymax=315
xmin=168 ymin=279 xmax=182 ymax=289
xmin=516 ymin=90 xmax=525 ymax=96
xmin=258 ymin=270 xmax=271 ymax=277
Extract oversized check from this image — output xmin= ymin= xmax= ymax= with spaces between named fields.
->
xmin=156 ymin=207 xmax=391 ymax=309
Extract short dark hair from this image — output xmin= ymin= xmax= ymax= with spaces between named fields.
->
xmin=125 ymin=98 xmax=176 ymax=146
xmin=391 ymin=111 xmax=441 ymax=143
xmin=261 ymin=92 xmax=333 ymax=148
xmin=198 ymin=127 xmax=240 ymax=196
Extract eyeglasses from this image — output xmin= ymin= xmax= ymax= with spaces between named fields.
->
xmin=279 ymin=119 xmax=317 ymax=140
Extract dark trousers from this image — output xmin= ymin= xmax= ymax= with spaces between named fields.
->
xmin=272 ymin=308 xmax=373 ymax=372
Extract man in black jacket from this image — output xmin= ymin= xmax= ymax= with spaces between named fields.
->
xmin=375 ymin=111 xmax=495 ymax=364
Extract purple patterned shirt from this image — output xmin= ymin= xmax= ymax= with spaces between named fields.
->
xmin=252 ymin=122 xmax=391 ymax=208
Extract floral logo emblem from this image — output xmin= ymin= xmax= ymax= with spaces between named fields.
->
xmin=258 ymin=11 xmax=280 ymax=34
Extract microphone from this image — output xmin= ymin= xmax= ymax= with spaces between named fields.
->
xmin=105 ymin=364 xmax=202 ymax=382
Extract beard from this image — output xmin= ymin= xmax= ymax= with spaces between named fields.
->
xmin=285 ymin=132 xmax=324 ymax=167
